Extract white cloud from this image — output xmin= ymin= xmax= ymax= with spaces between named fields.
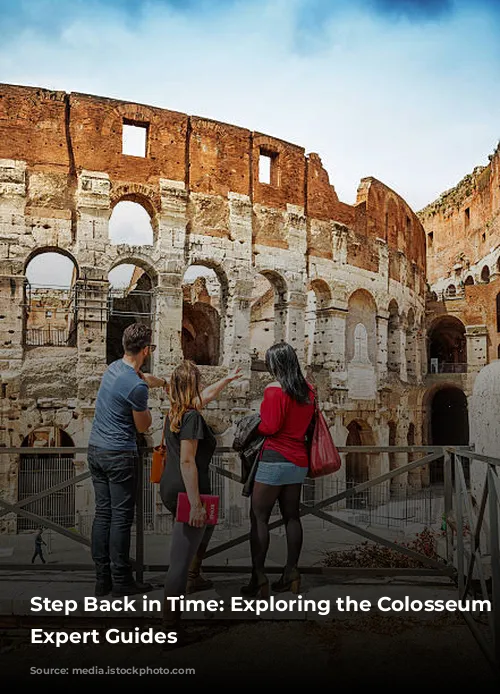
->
xmin=1 ymin=0 xmax=499 ymax=212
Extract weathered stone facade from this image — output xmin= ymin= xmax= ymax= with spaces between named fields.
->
xmin=418 ymin=142 xmax=500 ymax=410
xmin=0 ymin=84 xmax=428 ymax=531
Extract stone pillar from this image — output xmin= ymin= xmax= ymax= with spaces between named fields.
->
xmin=74 ymin=171 xmax=111 ymax=405
xmin=399 ymin=324 xmax=408 ymax=381
xmin=156 ymin=179 xmax=189 ymax=371
xmin=0 ymin=159 xmax=27 ymax=374
xmin=376 ymin=312 xmax=389 ymax=383
xmin=225 ymin=193 xmax=253 ymax=374
xmin=158 ymin=179 xmax=188 ymax=254
xmin=465 ymin=325 xmax=488 ymax=373
xmin=222 ymin=275 xmax=253 ymax=371
xmin=413 ymin=328 xmax=422 ymax=382
xmin=327 ymin=307 xmax=348 ymax=389
xmin=152 ymin=279 xmax=184 ymax=372
xmin=468 ymin=361 xmax=500 ymax=579
xmin=286 ymin=287 xmax=307 ymax=361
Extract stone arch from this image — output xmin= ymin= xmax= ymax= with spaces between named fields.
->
xmin=446 ymin=284 xmax=456 ymax=298
xmin=345 ymin=419 xmax=376 ymax=509
xmin=464 ymin=275 xmax=474 ymax=286
xmin=181 ymin=262 xmax=227 ymax=366
xmin=182 ymin=257 xmax=232 ymax=366
xmin=109 ymin=193 xmax=157 ymax=246
xmin=428 ymin=315 xmax=467 ymax=373
xmin=24 ymin=248 xmax=79 ymax=348
xmin=110 ymin=183 xmax=161 ymax=225
xmin=17 ymin=427 xmax=75 ymax=533
xmin=106 ymin=261 xmax=157 ymax=366
xmin=426 ymin=385 xmax=469 ymax=485
xmin=305 ymin=278 xmax=332 ymax=366
xmin=346 ymin=289 xmax=377 ymax=364
xmin=481 ymin=265 xmax=490 ymax=283
xmin=250 ymin=269 xmax=288 ymax=363
xmin=24 ymin=247 xmax=79 ymax=278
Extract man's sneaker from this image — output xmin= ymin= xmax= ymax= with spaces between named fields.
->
xmin=95 ymin=580 xmax=112 ymax=597
xmin=111 ymin=581 xmax=154 ymax=597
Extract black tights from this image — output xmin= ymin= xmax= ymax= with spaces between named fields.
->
xmin=250 ymin=481 xmax=303 ymax=574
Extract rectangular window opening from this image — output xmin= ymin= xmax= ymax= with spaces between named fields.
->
xmin=428 ymin=232 xmax=433 ymax=248
xmin=259 ymin=153 xmax=271 ymax=184
xmin=258 ymin=149 xmax=279 ymax=185
xmin=122 ymin=120 xmax=148 ymax=157
xmin=465 ymin=207 xmax=470 ymax=227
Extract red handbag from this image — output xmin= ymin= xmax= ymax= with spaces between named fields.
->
xmin=308 ymin=397 xmax=341 ymax=478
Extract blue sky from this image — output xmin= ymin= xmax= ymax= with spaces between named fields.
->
xmin=1 ymin=0 xmax=500 ymax=212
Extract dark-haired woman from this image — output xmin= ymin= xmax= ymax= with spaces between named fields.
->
xmin=242 ymin=342 xmax=315 ymax=598
xmin=160 ymin=360 xmax=242 ymax=635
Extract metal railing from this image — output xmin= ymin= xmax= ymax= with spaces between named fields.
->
xmin=24 ymin=327 xmax=75 ymax=347
xmin=428 ymin=362 xmax=468 ymax=374
xmin=0 ymin=445 xmax=498 ymax=671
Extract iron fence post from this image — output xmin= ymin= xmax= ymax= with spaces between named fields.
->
xmin=444 ymin=450 xmax=453 ymax=564
xmin=455 ymin=453 xmax=465 ymax=596
xmin=487 ymin=465 xmax=500 ymax=667
xmin=135 ymin=446 xmax=144 ymax=584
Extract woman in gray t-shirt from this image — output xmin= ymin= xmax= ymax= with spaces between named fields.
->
xmin=160 ymin=360 xmax=242 ymax=642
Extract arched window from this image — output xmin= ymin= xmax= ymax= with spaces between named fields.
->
xmin=428 ymin=316 xmax=467 ymax=373
xmin=24 ymin=250 xmax=78 ymax=348
xmin=182 ymin=265 xmax=225 ymax=366
xmin=346 ymin=289 xmax=377 ymax=365
xmin=481 ymin=265 xmax=490 ymax=283
xmin=446 ymin=284 xmax=456 ymax=298
xmin=345 ymin=420 xmax=375 ymax=508
xmin=464 ymin=275 xmax=474 ymax=286
xmin=250 ymin=271 xmax=287 ymax=368
xmin=109 ymin=201 xmax=154 ymax=246
xmin=107 ymin=263 xmax=156 ymax=366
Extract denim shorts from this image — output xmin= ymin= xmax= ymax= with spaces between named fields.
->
xmin=254 ymin=461 xmax=308 ymax=486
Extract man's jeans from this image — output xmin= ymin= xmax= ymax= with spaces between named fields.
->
xmin=88 ymin=445 xmax=138 ymax=586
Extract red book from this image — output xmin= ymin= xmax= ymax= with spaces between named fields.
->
xmin=176 ymin=493 xmax=219 ymax=525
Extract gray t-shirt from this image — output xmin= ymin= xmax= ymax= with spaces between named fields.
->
xmin=89 ymin=359 xmax=149 ymax=450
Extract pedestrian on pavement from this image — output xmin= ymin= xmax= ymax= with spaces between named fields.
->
xmin=88 ymin=322 xmax=168 ymax=598
xmin=31 ymin=527 xmax=46 ymax=564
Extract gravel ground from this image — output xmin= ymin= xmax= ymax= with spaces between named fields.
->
xmin=1 ymin=613 xmax=498 ymax=686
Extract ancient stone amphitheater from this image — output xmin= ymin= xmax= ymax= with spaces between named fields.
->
xmin=0 ymin=83 xmax=430 ymax=532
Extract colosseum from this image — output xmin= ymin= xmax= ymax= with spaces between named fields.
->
xmin=0 ymin=81 xmax=469 ymax=535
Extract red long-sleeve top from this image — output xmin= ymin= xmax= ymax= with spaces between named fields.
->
xmin=257 ymin=383 xmax=315 ymax=467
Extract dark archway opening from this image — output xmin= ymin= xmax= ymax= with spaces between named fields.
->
xmin=429 ymin=387 xmax=469 ymax=485
xmin=18 ymin=428 xmax=75 ymax=533
xmin=181 ymin=266 xmax=224 ymax=366
xmin=182 ymin=302 xmax=221 ymax=366
xmin=346 ymin=421 xmax=370 ymax=509
xmin=428 ymin=316 xmax=467 ymax=373
xmin=106 ymin=265 xmax=154 ymax=369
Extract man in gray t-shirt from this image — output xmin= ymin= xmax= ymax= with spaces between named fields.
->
xmin=88 ymin=323 xmax=167 ymax=597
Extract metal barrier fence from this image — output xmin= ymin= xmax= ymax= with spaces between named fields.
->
xmin=0 ymin=445 xmax=498 ymax=671
xmin=24 ymin=327 xmax=74 ymax=347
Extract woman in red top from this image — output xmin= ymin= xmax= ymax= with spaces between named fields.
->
xmin=242 ymin=342 xmax=315 ymax=598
